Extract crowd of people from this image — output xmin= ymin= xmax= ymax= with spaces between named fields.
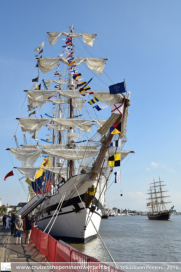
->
xmin=2 ymin=212 xmax=37 ymax=245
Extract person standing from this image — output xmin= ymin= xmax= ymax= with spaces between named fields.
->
xmin=6 ymin=216 xmax=10 ymax=229
xmin=3 ymin=215 xmax=6 ymax=228
xmin=14 ymin=215 xmax=23 ymax=245
xmin=10 ymin=212 xmax=17 ymax=236
xmin=25 ymin=215 xmax=32 ymax=244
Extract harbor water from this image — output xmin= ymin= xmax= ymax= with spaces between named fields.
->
xmin=68 ymin=215 xmax=181 ymax=263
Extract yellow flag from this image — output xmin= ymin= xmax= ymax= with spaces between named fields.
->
xmin=25 ymin=178 xmax=32 ymax=185
xmin=51 ymin=111 xmax=55 ymax=113
xmin=29 ymin=110 xmax=36 ymax=117
xmin=108 ymin=154 xmax=121 ymax=167
xmin=35 ymin=156 xmax=51 ymax=180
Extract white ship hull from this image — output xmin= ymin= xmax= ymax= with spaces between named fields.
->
xmin=36 ymin=173 xmax=105 ymax=243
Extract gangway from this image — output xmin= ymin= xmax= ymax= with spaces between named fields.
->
xmin=17 ymin=194 xmax=45 ymax=219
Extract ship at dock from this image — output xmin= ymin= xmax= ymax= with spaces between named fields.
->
xmin=147 ymin=178 xmax=174 ymax=220
xmin=6 ymin=24 xmax=134 ymax=243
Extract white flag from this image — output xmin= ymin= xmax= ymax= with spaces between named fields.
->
xmin=111 ymin=103 xmax=124 ymax=114
xmin=31 ymin=83 xmax=38 ymax=89
xmin=34 ymin=42 xmax=44 ymax=52
xmin=114 ymin=170 xmax=121 ymax=183
xmin=93 ymin=103 xmax=109 ymax=111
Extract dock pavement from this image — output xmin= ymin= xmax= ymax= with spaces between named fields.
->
xmin=0 ymin=223 xmax=53 ymax=271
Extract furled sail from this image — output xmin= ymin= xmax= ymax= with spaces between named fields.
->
xmin=47 ymin=32 xmax=96 ymax=47
xmin=16 ymin=166 xmax=69 ymax=181
xmin=26 ymin=89 xmax=122 ymax=103
xmin=47 ymin=99 xmax=85 ymax=111
xmin=18 ymin=118 xmax=106 ymax=133
xmin=9 ymin=148 xmax=41 ymax=167
xmin=22 ymin=144 xmax=97 ymax=150
xmin=11 ymin=147 xmax=131 ymax=167
xmin=38 ymin=57 xmax=106 ymax=74
xmin=44 ymin=79 xmax=68 ymax=88
xmin=42 ymin=148 xmax=100 ymax=160
xmin=10 ymin=148 xmax=100 ymax=163
xmin=19 ymin=118 xmax=49 ymax=133
xmin=48 ymin=124 xmax=68 ymax=132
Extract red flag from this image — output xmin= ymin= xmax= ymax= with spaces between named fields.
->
xmin=44 ymin=180 xmax=51 ymax=193
xmin=147 ymin=203 xmax=150 ymax=207
xmin=4 ymin=171 xmax=14 ymax=180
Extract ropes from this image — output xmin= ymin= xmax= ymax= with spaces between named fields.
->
xmin=73 ymin=183 xmax=118 ymax=268
xmin=43 ymin=182 xmax=69 ymax=233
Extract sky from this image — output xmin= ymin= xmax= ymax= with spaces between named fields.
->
xmin=0 ymin=0 xmax=181 ymax=212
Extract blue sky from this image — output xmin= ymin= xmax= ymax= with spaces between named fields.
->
xmin=0 ymin=0 xmax=181 ymax=211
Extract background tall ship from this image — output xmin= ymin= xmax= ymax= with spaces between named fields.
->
xmin=147 ymin=178 xmax=174 ymax=220
xmin=6 ymin=25 xmax=134 ymax=243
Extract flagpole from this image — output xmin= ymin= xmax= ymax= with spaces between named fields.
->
xmin=69 ymin=24 xmax=74 ymax=178
xmin=57 ymin=74 xmax=62 ymax=184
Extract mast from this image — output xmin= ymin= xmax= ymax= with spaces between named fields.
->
xmin=52 ymin=111 xmax=55 ymax=183
xmin=69 ymin=24 xmax=74 ymax=177
xmin=159 ymin=177 xmax=164 ymax=212
xmin=153 ymin=180 xmax=159 ymax=213
xmin=150 ymin=186 xmax=154 ymax=214
xmin=57 ymin=74 xmax=62 ymax=184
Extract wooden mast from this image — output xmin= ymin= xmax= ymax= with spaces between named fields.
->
xmin=69 ymin=24 xmax=74 ymax=177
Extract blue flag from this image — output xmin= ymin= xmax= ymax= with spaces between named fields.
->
xmin=114 ymin=170 xmax=121 ymax=183
xmin=109 ymin=139 xmax=121 ymax=147
xmin=109 ymin=82 xmax=126 ymax=94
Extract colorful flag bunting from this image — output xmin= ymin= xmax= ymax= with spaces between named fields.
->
xmin=4 ymin=170 xmax=14 ymax=180
xmin=88 ymin=96 xmax=101 ymax=105
xmin=79 ymin=86 xmax=91 ymax=94
xmin=35 ymin=49 xmax=43 ymax=57
xmin=111 ymin=103 xmax=124 ymax=114
xmin=77 ymin=81 xmax=87 ymax=88
xmin=68 ymin=57 xmax=74 ymax=63
xmin=29 ymin=110 xmax=36 ymax=117
xmin=109 ymin=139 xmax=121 ymax=147
xmin=93 ymin=103 xmax=109 ymax=111
xmin=114 ymin=170 xmax=121 ymax=183
xmin=110 ymin=122 xmax=121 ymax=134
xmin=25 ymin=178 xmax=32 ymax=185
xmin=108 ymin=154 xmax=121 ymax=167
xmin=36 ymin=84 xmax=41 ymax=90
xmin=73 ymin=73 xmax=82 ymax=80
xmin=34 ymin=42 xmax=44 ymax=52
xmin=32 ymin=76 xmax=39 ymax=82
xmin=31 ymin=83 xmax=38 ymax=89
xmin=109 ymin=82 xmax=126 ymax=94
xmin=32 ymin=130 xmax=38 ymax=141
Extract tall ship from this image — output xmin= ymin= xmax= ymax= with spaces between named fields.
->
xmin=147 ymin=178 xmax=174 ymax=220
xmin=6 ymin=25 xmax=133 ymax=243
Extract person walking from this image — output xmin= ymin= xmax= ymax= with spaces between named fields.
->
xmin=3 ymin=215 xmax=6 ymax=228
xmin=14 ymin=215 xmax=23 ymax=245
xmin=6 ymin=216 xmax=10 ymax=229
xmin=25 ymin=215 xmax=32 ymax=244
xmin=10 ymin=212 xmax=17 ymax=236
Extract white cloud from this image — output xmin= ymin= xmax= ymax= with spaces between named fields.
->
xmin=166 ymin=168 xmax=175 ymax=173
xmin=145 ymin=168 xmax=150 ymax=171
xmin=150 ymin=162 xmax=159 ymax=168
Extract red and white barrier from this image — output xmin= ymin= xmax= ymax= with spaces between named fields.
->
xmin=29 ymin=227 xmax=124 ymax=272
